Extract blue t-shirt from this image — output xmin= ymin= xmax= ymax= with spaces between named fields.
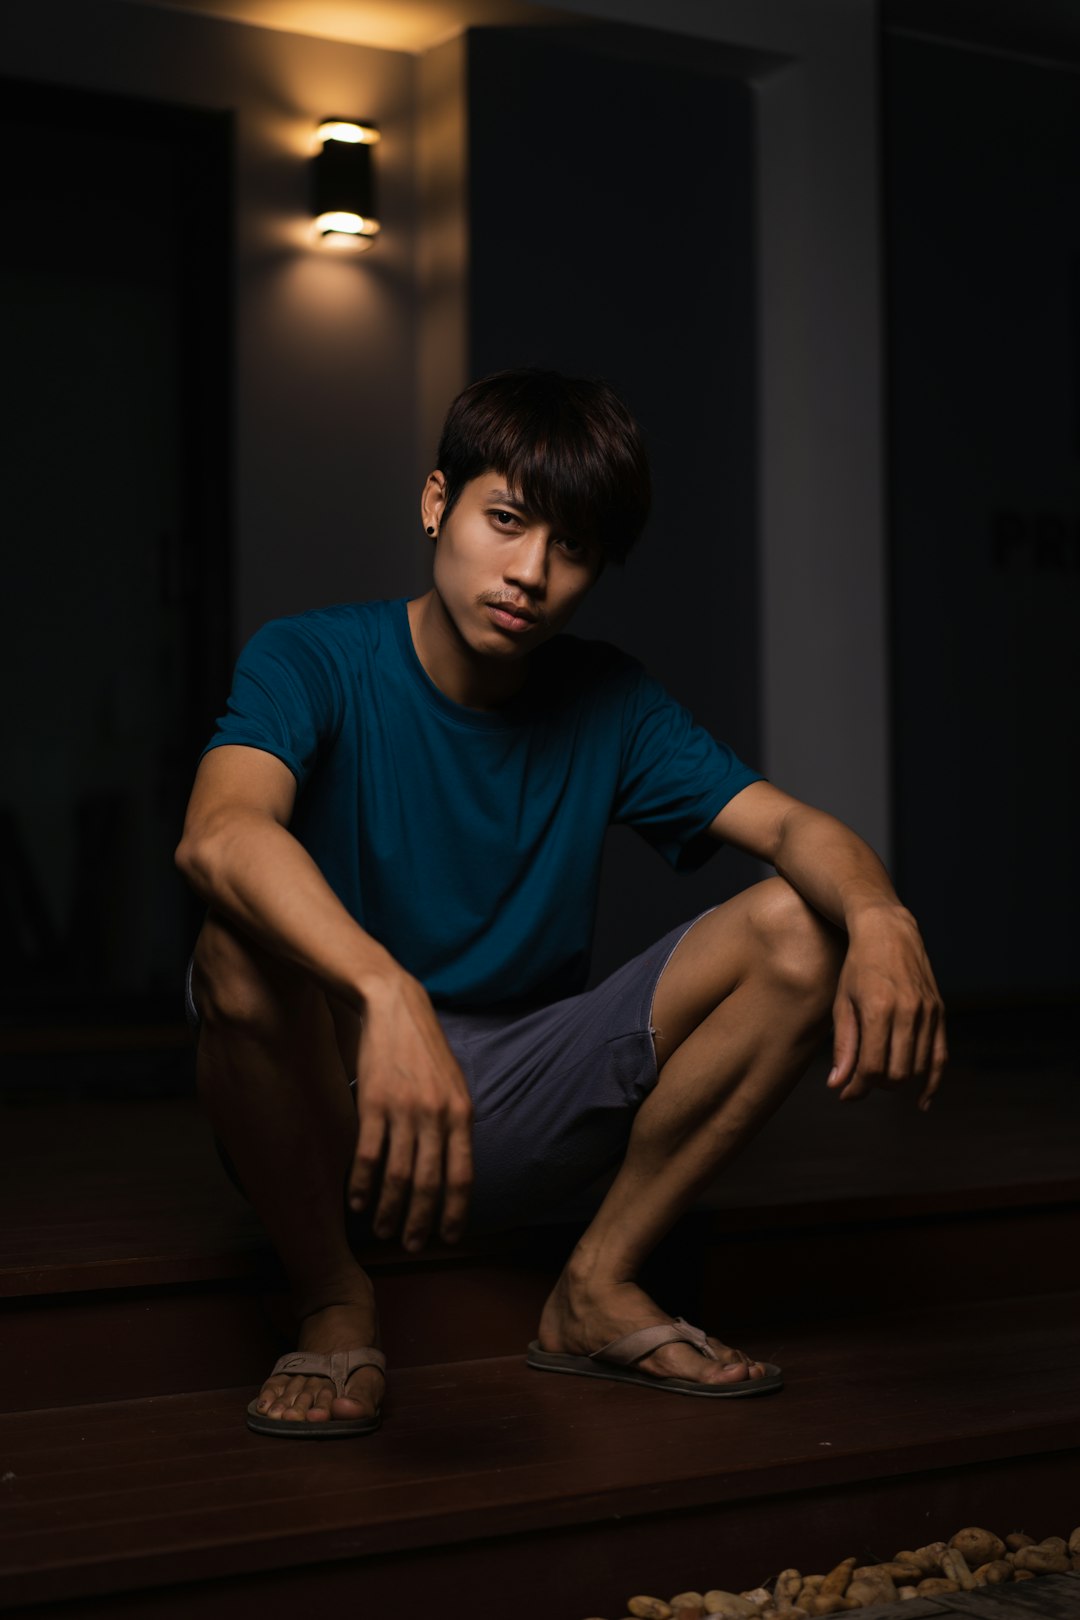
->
xmin=203 ymin=598 xmax=762 ymax=1009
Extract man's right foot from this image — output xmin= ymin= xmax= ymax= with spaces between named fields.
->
xmin=253 ymin=1297 xmax=384 ymax=1426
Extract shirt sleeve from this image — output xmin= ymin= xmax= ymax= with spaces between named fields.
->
xmin=201 ymin=614 xmax=345 ymax=787
xmin=611 ymin=659 xmax=764 ymax=871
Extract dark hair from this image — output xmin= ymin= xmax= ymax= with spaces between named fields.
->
xmin=435 ymin=369 xmax=651 ymax=564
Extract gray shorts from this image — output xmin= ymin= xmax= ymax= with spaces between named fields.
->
xmin=185 ymin=908 xmax=715 ymax=1233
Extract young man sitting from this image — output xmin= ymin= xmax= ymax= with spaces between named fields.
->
xmin=176 ymin=369 xmax=946 ymax=1437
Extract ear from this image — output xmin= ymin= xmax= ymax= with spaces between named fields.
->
xmin=420 ymin=470 xmax=448 ymax=537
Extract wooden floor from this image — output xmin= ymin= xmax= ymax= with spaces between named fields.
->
xmin=1 ymin=1030 xmax=1078 ymax=1618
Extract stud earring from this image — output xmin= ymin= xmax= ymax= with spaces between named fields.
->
xmin=426 ymin=525 xmax=436 ymax=536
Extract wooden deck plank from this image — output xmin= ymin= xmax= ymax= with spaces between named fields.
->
xmin=935 ymin=1575 xmax=1080 ymax=1616
xmin=1 ymin=1293 xmax=1077 ymax=1607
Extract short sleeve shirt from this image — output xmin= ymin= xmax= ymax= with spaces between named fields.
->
xmin=202 ymin=598 xmax=763 ymax=1009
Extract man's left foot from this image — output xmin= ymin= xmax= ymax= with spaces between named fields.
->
xmin=537 ymin=1273 xmax=767 ymax=1386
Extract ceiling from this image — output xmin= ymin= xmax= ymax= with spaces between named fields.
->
xmin=117 ymin=0 xmax=567 ymax=53
xmin=118 ymin=0 xmax=1080 ymax=64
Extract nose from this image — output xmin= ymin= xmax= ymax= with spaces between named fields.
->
xmin=504 ymin=532 xmax=548 ymax=595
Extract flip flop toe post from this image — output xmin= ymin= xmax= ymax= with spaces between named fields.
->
xmin=526 ymin=1316 xmax=782 ymax=1397
xmin=246 ymin=1347 xmax=386 ymax=1437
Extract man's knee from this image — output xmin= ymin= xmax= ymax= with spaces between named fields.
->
xmin=747 ymin=877 xmax=843 ymax=1009
xmin=192 ymin=914 xmax=308 ymax=1035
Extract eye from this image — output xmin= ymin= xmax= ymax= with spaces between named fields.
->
xmin=557 ymin=534 xmax=590 ymax=561
xmin=489 ymin=508 xmax=522 ymax=529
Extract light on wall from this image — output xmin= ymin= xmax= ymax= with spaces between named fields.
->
xmin=311 ymin=120 xmax=381 ymax=251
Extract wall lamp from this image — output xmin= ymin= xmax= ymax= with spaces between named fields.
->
xmin=311 ymin=120 xmax=380 ymax=251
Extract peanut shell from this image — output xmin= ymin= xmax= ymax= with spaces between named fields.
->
xmin=949 ymin=1528 xmax=1005 ymax=1567
xmin=1014 ymin=1547 xmax=1069 ymax=1574
xmin=1005 ymin=1532 xmax=1036 ymax=1551
xmin=775 ymin=1572 xmax=802 ymax=1605
xmin=629 ymin=1600 xmax=674 ymax=1619
xmin=820 ymin=1559 xmax=856 ymax=1597
xmin=916 ymin=1579 xmax=959 ymax=1596
xmin=973 ymin=1560 xmax=1012 ymax=1586
xmin=848 ymin=1577 xmax=895 ymax=1607
xmin=873 ymin=1563 xmax=921 ymax=1583
xmin=702 ymin=1594 xmax=760 ymax=1619
xmin=939 ymin=1548 xmax=975 ymax=1591
xmin=911 ymin=1543 xmax=948 ymax=1576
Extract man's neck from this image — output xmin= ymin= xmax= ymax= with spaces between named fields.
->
xmin=407 ymin=593 xmax=529 ymax=711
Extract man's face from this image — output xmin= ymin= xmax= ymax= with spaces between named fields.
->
xmin=422 ymin=470 xmax=603 ymax=661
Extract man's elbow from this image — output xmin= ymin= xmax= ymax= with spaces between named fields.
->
xmin=175 ymin=828 xmax=213 ymax=896
xmin=175 ymin=813 xmax=234 ymax=898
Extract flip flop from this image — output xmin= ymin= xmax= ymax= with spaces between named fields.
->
xmin=526 ymin=1316 xmax=783 ymax=1397
xmin=246 ymin=1348 xmax=386 ymax=1437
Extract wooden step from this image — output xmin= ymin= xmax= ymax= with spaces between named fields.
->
xmin=4 ymin=1082 xmax=1078 ymax=1412
xmin=4 ymin=1190 xmax=1079 ymax=1414
xmin=2 ymin=1290 xmax=1078 ymax=1617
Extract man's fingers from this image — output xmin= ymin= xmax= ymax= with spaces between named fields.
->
xmin=828 ymin=998 xmax=859 ymax=1089
xmin=440 ymin=1116 xmax=474 ymax=1243
xmin=373 ymin=1124 xmax=416 ymax=1239
xmin=920 ymin=1017 xmax=948 ymax=1111
xmin=401 ymin=1127 xmax=445 ymax=1252
xmin=912 ymin=1003 xmax=936 ymax=1088
xmin=350 ymin=1109 xmax=386 ymax=1210
xmin=885 ymin=1002 xmax=920 ymax=1086
xmin=842 ymin=1005 xmax=889 ymax=1100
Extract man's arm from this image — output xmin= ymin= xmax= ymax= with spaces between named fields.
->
xmin=708 ymin=781 xmax=947 ymax=1109
xmin=175 ymin=744 xmax=473 ymax=1249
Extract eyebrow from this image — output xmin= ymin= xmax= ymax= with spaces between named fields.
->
xmin=487 ymin=488 xmax=528 ymax=512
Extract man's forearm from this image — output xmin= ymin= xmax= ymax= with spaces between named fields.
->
xmin=771 ymin=804 xmax=911 ymax=938
xmin=176 ymin=811 xmax=402 ymax=1010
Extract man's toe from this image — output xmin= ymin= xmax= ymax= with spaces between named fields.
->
xmin=331 ymin=1367 xmax=383 ymax=1421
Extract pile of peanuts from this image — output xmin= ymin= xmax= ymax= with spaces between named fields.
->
xmin=586 ymin=1525 xmax=1080 ymax=1619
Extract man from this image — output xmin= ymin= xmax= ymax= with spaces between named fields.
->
xmin=176 ymin=369 xmax=946 ymax=1438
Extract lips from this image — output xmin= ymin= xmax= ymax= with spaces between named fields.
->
xmin=485 ymin=600 xmax=537 ymax=632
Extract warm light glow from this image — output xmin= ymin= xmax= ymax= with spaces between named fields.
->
xmin=314 ymin=210 xmax=380 ymax=238
xmin=321 ymin=230 xmax=378 ymax=252
xmin=316 ymin=121 xmax=380 ymax=147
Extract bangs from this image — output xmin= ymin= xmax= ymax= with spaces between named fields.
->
xmin=436 ymin=370 xmax=651 ymax=564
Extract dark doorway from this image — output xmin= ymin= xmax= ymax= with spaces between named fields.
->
xmin=884 ymin=35 xmax=1080 ymax=1007
xmin=0 ymin=78 xmax=232 ymax=1034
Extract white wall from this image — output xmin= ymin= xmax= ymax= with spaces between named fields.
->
xmin=1 ymin=0 xmax=429 ymax=644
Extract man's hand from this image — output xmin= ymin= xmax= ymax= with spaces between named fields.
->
xmin=348 ymin=970 xmax=474 ymax=1251
xmin=827 ymin=904 xmax=947 ymax=1111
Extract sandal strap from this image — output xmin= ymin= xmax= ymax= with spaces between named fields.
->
xmin=591 ymin=1317 xmax=719 ymax=1367
xmin=271 ymin=1347 xmax=386 ymax=1396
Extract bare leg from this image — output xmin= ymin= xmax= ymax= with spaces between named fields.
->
xmin=192 ymin=914 xmax=382 ymax=1426
xmin=538 ymin=877 xmax=843 ymax=1385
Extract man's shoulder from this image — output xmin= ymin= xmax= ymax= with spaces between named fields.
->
xmin=261 ymin=598 xmax=395 ymax=636
xmin=248 ymin=599 xmax=398 ymax=658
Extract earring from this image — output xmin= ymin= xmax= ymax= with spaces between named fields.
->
xmin=426 ymin=525 xmax=436 ymax=536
